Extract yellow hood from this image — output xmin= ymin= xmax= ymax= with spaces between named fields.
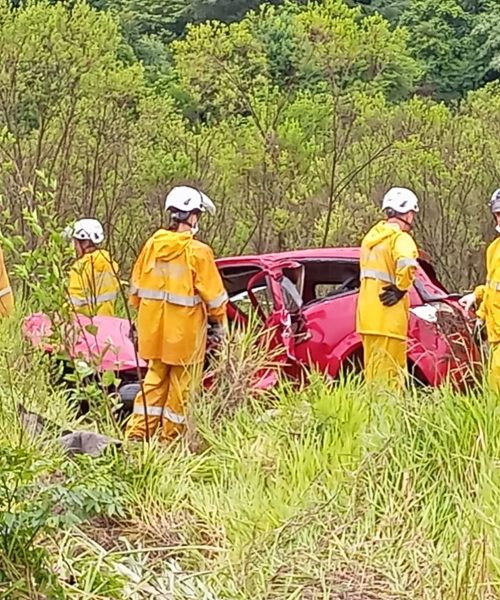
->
xmin=363 ymin=220 xmax=401 ymax=249
xmin=83 ymin=249 xmax=117 ymax=272
xmin=144 ymin=229 xmax=193 ymax=272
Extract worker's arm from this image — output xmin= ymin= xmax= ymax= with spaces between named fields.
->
xmin=474 ymin=285 xmax=486 ymax=303
xmin=393 ymin=232 xmax=419 ymax=292
xmin=128 ymin=246 xmax=145 ymax=310
xmin=0 ymin=250 xmax=14 ymax=318
xmin=476 ymin=240 xmax=498 ymax=303
xmin=67 ymin=257 xmax=95 ymax=313
xmin=193 ymin=245 xmax=228 ymax=326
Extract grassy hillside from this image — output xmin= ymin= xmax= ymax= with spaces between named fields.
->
xmin=1 ymin=310 xmax=500 ymax=598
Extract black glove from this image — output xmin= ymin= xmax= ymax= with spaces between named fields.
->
xmin=379 ymin=284 xmax=407 ymax=307
xmin=207 ymin=322 xmax=226 ymax=345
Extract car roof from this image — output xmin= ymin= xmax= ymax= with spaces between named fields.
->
xmin=216 ymin=247 xmax=361 ymax=268
xmin=216 ymin=247 xmax=432 ymax=268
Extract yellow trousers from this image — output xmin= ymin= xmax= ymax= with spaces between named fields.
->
xmin=126 ymin=360 xmax=200 ymax=441
xmin=489 ymin=342 xmax=500 ymax=393
xmin=361 ymin=334 xmax=406 ymax=391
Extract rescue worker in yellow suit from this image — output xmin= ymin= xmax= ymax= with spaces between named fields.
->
xmin=356 ymin=187 xmax=420 ymax=389
xmin=0 ymin=244 xmax=14 ymax=318
xmin=126 ymin=186 xmax=228 ymax=441
xmin=459 ymin=188 xmax=500 ymax=392
xmin=65 ymin=218 xmax=120 ymax=317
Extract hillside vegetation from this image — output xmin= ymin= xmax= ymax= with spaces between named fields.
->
xmin=2 ymin=313 xmax=500 ymax=598
xmin=2 ymin=0 xmax=500 ymax=597
xmin=1 ymin=0 xmax=500 ymax=290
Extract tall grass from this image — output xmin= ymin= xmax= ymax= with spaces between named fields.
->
xmin=1 ymin=312 xmax=500 ymax=598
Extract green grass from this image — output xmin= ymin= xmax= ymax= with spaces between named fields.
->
xmin=1 ymin=313 xmax=500 ymax=599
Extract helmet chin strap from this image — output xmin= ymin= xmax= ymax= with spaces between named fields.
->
xmin=394 ymin=214 xmax=413 ymax=230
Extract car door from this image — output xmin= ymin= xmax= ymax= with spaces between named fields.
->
xmin=244 ymin=260 xmax=306 ymax=368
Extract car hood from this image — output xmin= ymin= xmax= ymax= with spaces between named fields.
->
xmin=23 ymin=313 xmax=146 ymax=372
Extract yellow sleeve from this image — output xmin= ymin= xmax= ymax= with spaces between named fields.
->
xmin=0 ymin=250 xmax=14 ymax=318
xmin=476 ymin=239 xmax=499 ymax=303
xmin=193 ymin=245 xmax=228 ymax=325
xmin=129 ymin=246 xmax=146 ymax=310
xmin=474 ymin=285 xmax=486 ymax=302
xmin=393 ymin=232 xmax=419 ymax=291
xmin=67 ymin=262 xmax=83 ymax=302
xmin=67 ymin=257 xmax=92 ymax=314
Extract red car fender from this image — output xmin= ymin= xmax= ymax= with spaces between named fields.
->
xmin=407 ymin=335 xmax=476 ymax=389
xmin=292 ymin=330 xmax=362 ymax=378
xmin=327 ymin=331 xmax=363 ymax=375
xmin=320 ymin=331 xmax=444 ymax=386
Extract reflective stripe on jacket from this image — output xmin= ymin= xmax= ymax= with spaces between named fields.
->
xmin=475 ymin=237 xmax=500 ymax=343
xmin=68 ymin=249 xmax=120 ymax=317
xmin=129 ymin=229 xmax=228 ymax=365
xmin=356 ymin=220 xmax=418 ymax=340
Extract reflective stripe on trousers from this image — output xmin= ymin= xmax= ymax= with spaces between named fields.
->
xmin=132 ymin=404 xmax=185 ymax=423
xmin=0 ymin=286 xmax=11 ymax=299
xmin=359 ymin=269 xmax=396 ymax=285
xmin=163 ymin=407 xmax=186 ymax=424
xmin=133 ymin=405 xmax=163 ymax=417
xmin=69 ymin=291 xmax=118 ymax=307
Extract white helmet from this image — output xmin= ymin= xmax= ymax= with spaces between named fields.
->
xmin=164 ymin=185 xmax=216 ymax=218
xmin=65 ymin=218 xmax=105 ymax=245
xmin=382 ymin=187 xmax=419 ymax=214
xmin=489 ymin=188 xmax=500 ymax=213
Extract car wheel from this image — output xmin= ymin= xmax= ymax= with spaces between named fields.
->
xmin=339 ymin=349 xmax=364 ymax=379
xmin=115 ymin=382 xmax=141 ymax=423
xmin=407 ymin=361 xmax=429 ymax=387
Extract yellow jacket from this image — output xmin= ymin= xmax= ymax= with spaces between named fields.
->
xmin=0 ymin=248 xmax=14 ymax=318
xmin=68 ymin=249 xmax=119 ymax=317
xmin=130 ymin=229 xmax=228 ymax=366
xmin=475 ymin=237 xmax=500 ymax=343
xmin=356 ymin=220 xmax=418 ymax=340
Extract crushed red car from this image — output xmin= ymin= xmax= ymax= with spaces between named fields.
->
xmin=218 ymin=247 xmax=479 ymax=388
xmin=23 ymin=246 xmax=480 ymax=414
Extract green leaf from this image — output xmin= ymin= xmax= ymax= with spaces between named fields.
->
xmin=102 ymin=370 xmax=117 ymax=387
xmin=85 ymin=324 xmax=99 ymax=336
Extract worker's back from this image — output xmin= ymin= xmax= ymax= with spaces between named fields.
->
xmin=130 ymin=229 xmax=226 ymax=365
xmin=68 ymin=249 xmax=119 ymax=317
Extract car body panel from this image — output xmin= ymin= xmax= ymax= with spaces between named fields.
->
xmin=219 ymin=247 xmax=479 ymax=389
xmin=23 ymin=312 xmax=147 ymax=373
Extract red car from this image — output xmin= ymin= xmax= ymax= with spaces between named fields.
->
xmin=217 ymin=247 xmax=479 ymax=388
xmin=23 ymin=247 xmax=479 ymax=411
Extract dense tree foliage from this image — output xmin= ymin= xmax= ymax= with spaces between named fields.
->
xmin=1 ymin=0 xmax=500 ymax=291
xmin=81 ymin=0 xmax=500 ymax=99
xmin=350 ymin=0 xmax=500 ymax=99
xmin=3 ymin=4 xmax=500 ymax=598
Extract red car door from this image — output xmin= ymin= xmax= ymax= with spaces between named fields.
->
xmin=242 ymin=260 xmax=306 ymax=372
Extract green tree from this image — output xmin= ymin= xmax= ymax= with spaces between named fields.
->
xmin=470 ymin=1 xmax=500 ymax=85
xmin=347 ymin=0 xmax=409 ymax=21
xmin=399 ymin=0 xmax=475 ymax=99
